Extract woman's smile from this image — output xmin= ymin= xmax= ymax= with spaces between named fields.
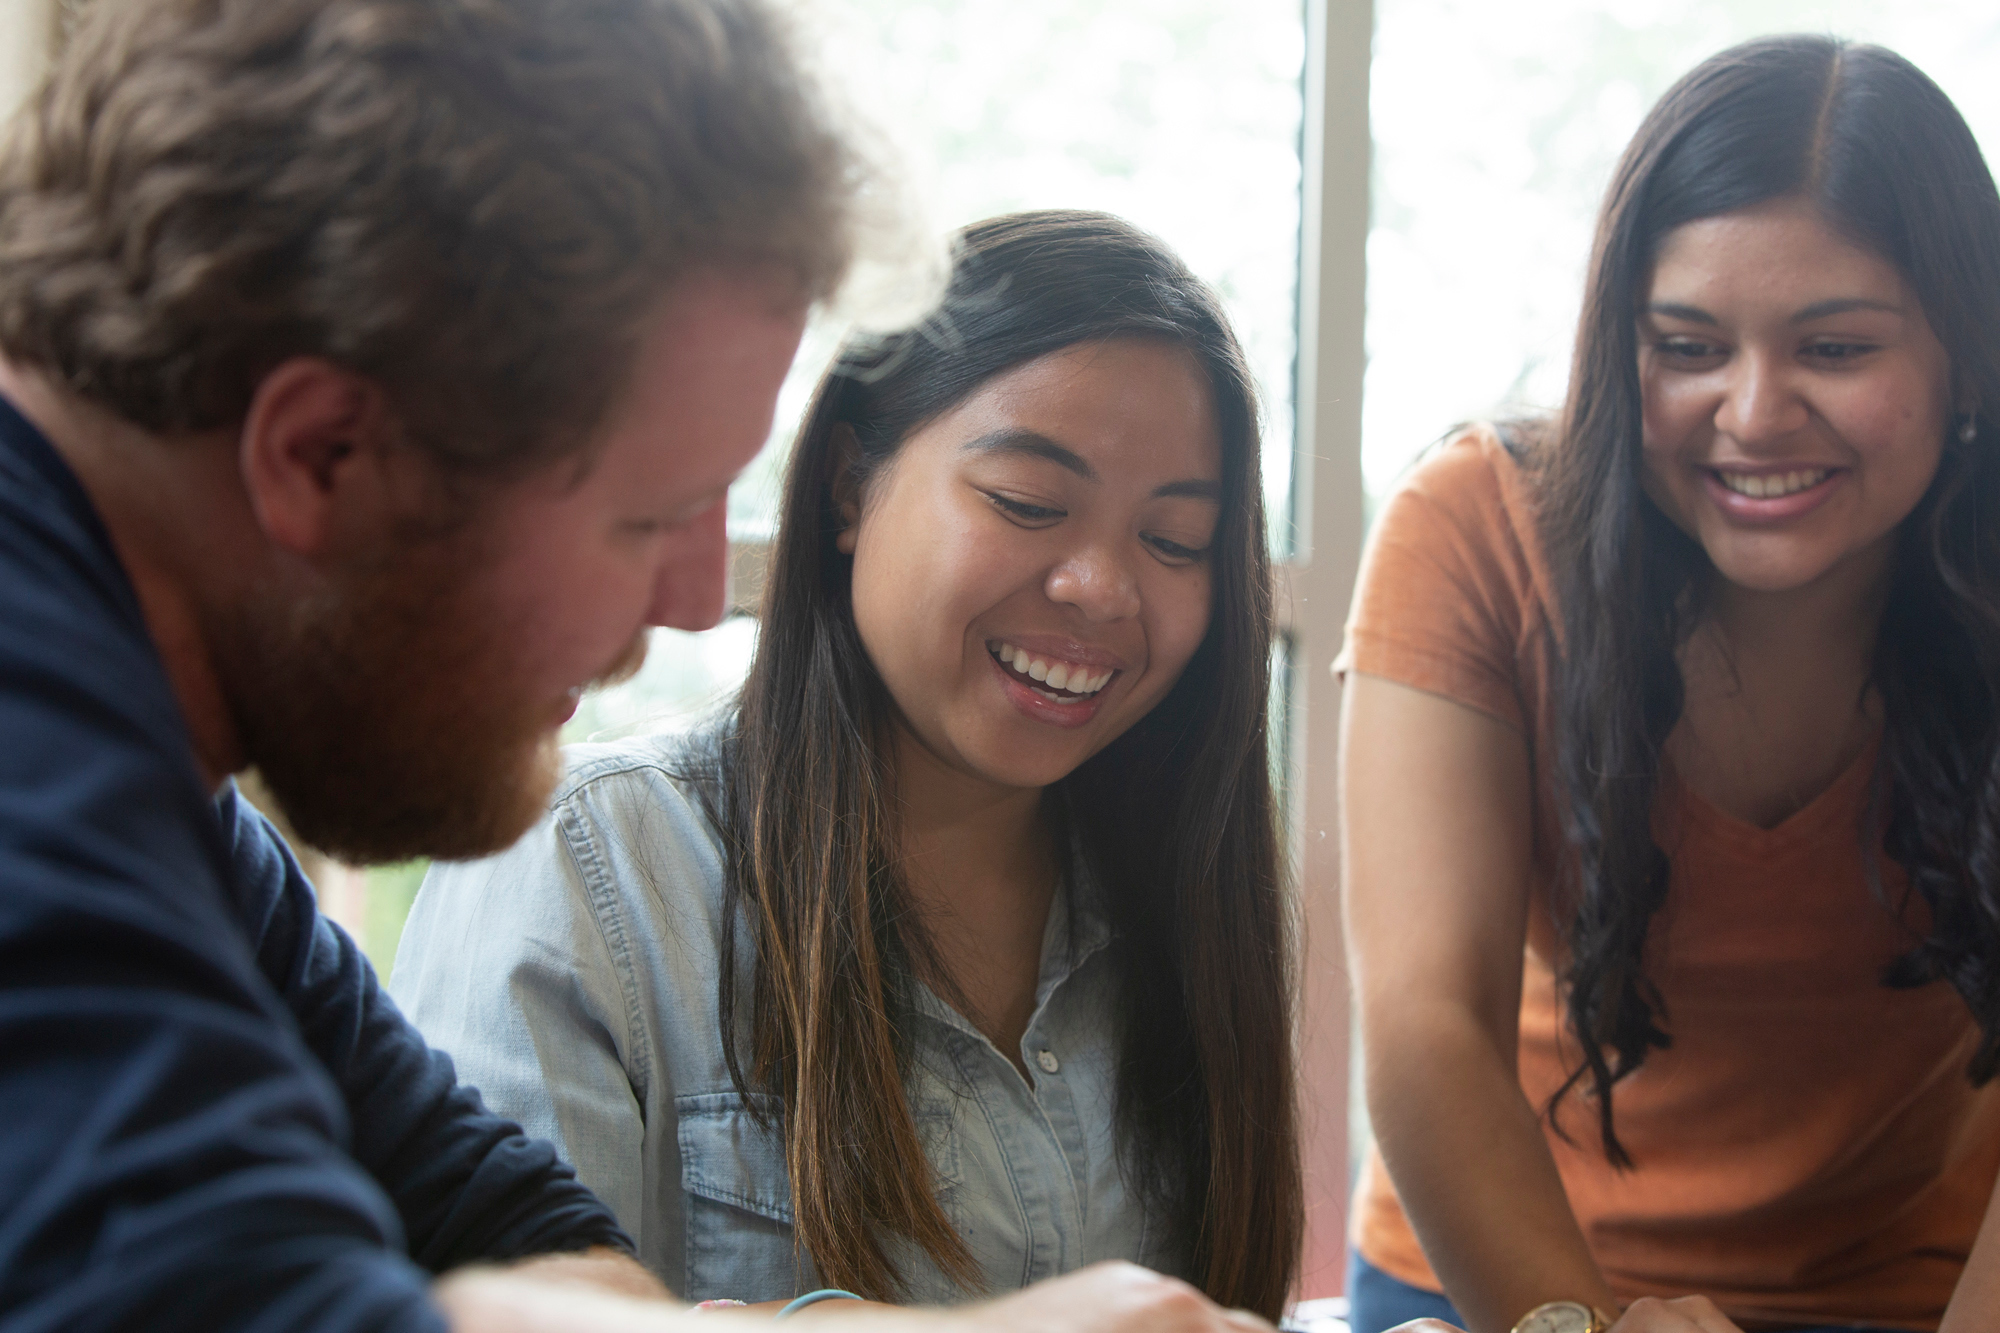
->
xmin=984 ymin=636 xmax=1123 ymax=727
xmin=1696 ymin=461 xmax=1844 ymax=522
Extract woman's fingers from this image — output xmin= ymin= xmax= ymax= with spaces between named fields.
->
xmin=1612 ymin=1296 xmax=1744 ymax=1333
xmin=952 ymin=1262 xmax=1274 ymax=1333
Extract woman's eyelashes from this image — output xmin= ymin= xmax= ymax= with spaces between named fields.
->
xmin=1649 ymin=332 xmax=1885 ymax=368
xmin=1652 ymin=335 xmax=1725 ymax=365
xmin=1142 ymin=532 xmax=1209 ymax=564
xmin=984 ymin=490 xmax=1065 ymax=525
xmin=1802 ymin=339 xmax=1882 ymax=364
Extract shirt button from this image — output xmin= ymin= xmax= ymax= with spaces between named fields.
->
xmin=1036 ymin=1049 xmax=1060 ymax=1074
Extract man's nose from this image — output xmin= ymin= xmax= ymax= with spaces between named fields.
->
xmin=646 ymin=498 xmax=729 ymax=632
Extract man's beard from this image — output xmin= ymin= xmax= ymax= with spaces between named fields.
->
xmin=213 ymin=536 xmax=647 ymax=866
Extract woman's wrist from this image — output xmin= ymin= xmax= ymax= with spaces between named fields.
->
xmin=1508 ymin=1301 xmax=1616 ymax=1333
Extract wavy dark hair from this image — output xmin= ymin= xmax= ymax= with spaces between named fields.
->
xmin=677 ymin=210 xmax=1301 ymax=1312
xmin=1539 ymin=35 xmax=2000 ymax=1166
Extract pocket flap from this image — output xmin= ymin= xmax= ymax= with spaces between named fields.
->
xmin=675 ymin=1092 xmax=794 ymax=1225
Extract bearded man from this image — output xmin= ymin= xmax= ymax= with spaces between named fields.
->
xmin=0 ymin=3 xmax=1279 ymax=1332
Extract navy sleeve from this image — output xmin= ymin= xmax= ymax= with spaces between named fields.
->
xmin=219 ymin=789 xmax=633 ymax=1271
xmin=0 ymin=400 xmax=623 ymax=1333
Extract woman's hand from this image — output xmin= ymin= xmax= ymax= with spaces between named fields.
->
xmin=934 ymin=1262 xmax=1272 ymax=1333
xmin=1608 ymin=1297 xmax=1743 ymax=1333
xmin=1370 ymin=1297 xmax=1748 ymax=1333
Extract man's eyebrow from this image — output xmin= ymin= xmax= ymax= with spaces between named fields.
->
xmin=961 ymin=428 xmax=1096 ymax=481
xmin=1646 ymin=302 xmax=1717 ymax=325
xmin=1792 ymin=297 xmax=1903 ymax=322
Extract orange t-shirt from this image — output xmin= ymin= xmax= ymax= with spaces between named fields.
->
xmin=1336 ymin=427 xmax=2000 ymax=1330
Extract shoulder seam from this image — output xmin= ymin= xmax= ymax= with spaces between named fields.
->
xmin=554 ymin=800 xmax=655 ymax=1094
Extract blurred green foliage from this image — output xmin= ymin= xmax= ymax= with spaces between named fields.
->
xmin=363 ymin=860 xmax=428 ymax=980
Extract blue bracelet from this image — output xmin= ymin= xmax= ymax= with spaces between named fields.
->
xmin=775 ymin=1289 xmax=864 ymax=1319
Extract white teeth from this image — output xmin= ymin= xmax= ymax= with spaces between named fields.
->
xmin=1718 ymin=467 xmax=1829 ymax=499
xmin=989 ymin=642 xmax=1115 ymax=697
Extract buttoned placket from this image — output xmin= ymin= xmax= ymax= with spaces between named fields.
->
xmin=910 ymin=883 xmax=1114 ymax=1288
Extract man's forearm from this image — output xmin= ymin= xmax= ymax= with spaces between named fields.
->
xmin=436 ymin=1252 xmax=690 ymax=1333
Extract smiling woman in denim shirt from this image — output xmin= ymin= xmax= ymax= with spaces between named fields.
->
xmin=391 ymin=211 xmax=1304 ymax=1319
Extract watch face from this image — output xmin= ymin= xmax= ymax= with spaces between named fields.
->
xmin=1517 ymin=1302 xmax=1598 ymax=1333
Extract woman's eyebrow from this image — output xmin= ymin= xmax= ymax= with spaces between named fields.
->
xmin=1790 ymin=296 xmax=1903 ymax=322
xmin=961 ymin=427 xmax=1095 ymax=480
xmin=1155 ymin=478 xmax=1222 ymax=501
xmin=962 ymin=426 xmax=1220 ymax=500
xmin=1646 ymin=301 xmax=1716 ymax=324
xmin=1646 ymin=297 xmax=1905 ymax=325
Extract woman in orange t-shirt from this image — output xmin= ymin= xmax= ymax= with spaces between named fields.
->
xmin=1341 ymin=35 xmax=2000 ymax=1333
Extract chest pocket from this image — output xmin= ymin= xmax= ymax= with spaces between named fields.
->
xmin=675 ymin=1091 xmax=965 ymax=1302
xmin=676 ymin=1092 xmax=809 ymax=1302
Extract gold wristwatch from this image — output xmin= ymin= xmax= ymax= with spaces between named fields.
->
xmin=1509 ymin=1301 xmax=1616 ymax=1333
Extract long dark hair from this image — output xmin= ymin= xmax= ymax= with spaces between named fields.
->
xmin=1540 ymin=35 xmax=2000 ymax=1166
xmin=683 ymin=210 xmax=1301 ymax=1311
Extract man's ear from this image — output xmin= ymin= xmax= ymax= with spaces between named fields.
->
xmin=238 ymin=359 xmax=402 ymax=557
xmin=829 ymin=422 xmax=865 ymax=556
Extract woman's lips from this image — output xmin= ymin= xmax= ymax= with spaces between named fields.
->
xmin=986 ymin=649 xmax=1110 ymax=729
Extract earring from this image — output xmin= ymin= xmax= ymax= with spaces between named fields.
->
xmin=1960 ymin=411 xmax=1979 ymax=446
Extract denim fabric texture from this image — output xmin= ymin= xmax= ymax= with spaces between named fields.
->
xmin=1344 ymin=1248 xmax=1462 ymax=1333
xmin=391 ymin=736 xmax=1176 ymax=1304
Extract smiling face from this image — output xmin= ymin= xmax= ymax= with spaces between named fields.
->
xmin=1638 ymin=196 xmax=1956 ymax=595
xmin=837 ymin=337 xmax=1224 ymax=795
xmin=240 ymin=267 xmax=805 ymax=861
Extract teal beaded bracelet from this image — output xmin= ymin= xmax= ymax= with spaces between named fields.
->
xmin=775 ymin=1289 xmax=864 ymax=1319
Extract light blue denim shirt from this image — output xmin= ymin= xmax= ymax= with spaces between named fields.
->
xmin=389 ymin=736 xmax=1181 ymax=1303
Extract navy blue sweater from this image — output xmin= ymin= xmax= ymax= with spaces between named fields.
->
xmin=0 ymin=396 xmax=631 ymax=1332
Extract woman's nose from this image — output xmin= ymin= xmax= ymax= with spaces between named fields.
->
xmin=1044 ymin=540 xmax=1142 ymax=622
xmin=1714 ymin=349 xmax=1809 ymax=445
xmin=646 ymin=498 xmax=729 ymax=632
